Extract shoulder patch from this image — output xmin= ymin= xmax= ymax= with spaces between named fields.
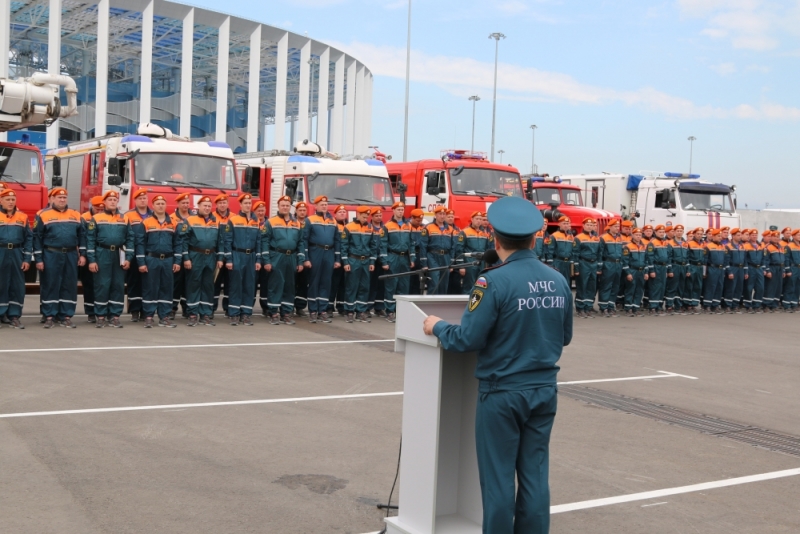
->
xmin=468 ymin=289 xmax=484 ymax=312
xmin=421 ymin=229 xmax=428 ymax=236
xmin=341 ymin=231 xmax=347 ymax=239
xmin=475 ymin=276 xmax=488 ymax=289
xmin=647 ymin=244 xmax=654 ymax=252
xmin=623 ymin=247 xmax=630 ymax=255
xmin=380 ymin=228 xmax=385 ymax=237
xmin=88 ymin=221 xmax=95 ymax=230
xmin=458 ymin=234 xmax=464 ymax=242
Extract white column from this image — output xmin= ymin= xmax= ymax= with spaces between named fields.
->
xmin=215 ymin=17 xmax=229 ymax=142
xmin=179 ymin=8 xmax=194 ymax=138
xmin=273 ymin=32 xmax=288 ymax=150
xmin=353 ymin=65 xmax=365 ymax=156
xmin=246 ymin=26 xmax=261 ymax=152
xmin=94 ymin=0 xmax=109 ymax=137
xmin=329 ymin=54 xmax=344 ymax=154
xmin=316 ymin=47 xmax=330 ymax=149
xmin=139 ymin=0 xmax=154 ymax=125
xmin=365 ymin=72 xmax=373 ymax=153
xmin=0 ymin=0 xmax=8 ymax=140
xmin=344 ymin=60 xmax=356 ymax=155
xmin=296 ymin=39 xmax=310 ymax=144
xmin=46 ymin=0 xmax=62 ymax=148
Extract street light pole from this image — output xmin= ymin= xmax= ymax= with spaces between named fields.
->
xmin=688 ymin=136 xmax=696 ymax=175
xmin=488 ymin=32 xmax=505 ymax=162
xmin=530 ymin=124 xmax=537 ymax=174
xmin=469 ymin=95 xmax=480 ymax=153
xmin=402 ymin=0 xmax=412 ymax=161
xmin=498 ymin=149 xmax=505 ymax=163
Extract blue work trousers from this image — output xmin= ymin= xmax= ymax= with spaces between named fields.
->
xmin=307 ymin=246 xmax=335 ymax=313
xmin=142 ymin=256 xmax=174 ymax=319
xmin=40 ymin=249 xmax=79 ymax=319
xmin=228 ymin=251 xmax=257 ymax=317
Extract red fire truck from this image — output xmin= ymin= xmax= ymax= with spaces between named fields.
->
xmin=44 ymin=123 xmax=242 ymax=215
xmin=384 ymin=149 xmax=524 ymax=225
xmin=524 ymin=174 xmax=615 ymax=234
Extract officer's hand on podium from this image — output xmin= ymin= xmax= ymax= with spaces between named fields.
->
xmin=423 ymin=315 xmax=442 ymax=335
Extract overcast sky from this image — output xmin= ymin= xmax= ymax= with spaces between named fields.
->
xmin=189 ymin=0 xmax=800 ymax=209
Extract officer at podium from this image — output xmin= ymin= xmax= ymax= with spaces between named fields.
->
xmin=423 ymin=196 xmax=573 ymax=534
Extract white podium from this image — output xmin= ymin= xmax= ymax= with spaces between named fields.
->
xmin=385 ymin=295 xmax=482 ymax=534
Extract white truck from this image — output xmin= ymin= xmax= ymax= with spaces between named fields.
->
xmin=235 ymin=140 xmax=395 ymax=220
xmin=559 ymin=172 xmax=741 ymax=230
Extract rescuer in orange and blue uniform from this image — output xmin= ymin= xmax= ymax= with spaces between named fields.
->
xmin=212 ymin=194 xmax=232 ymax=317
xmin=171 ymin=192 xmax=195 ymax=318
xmin=123 ymin=188 xmax=152 ymax=321
xmin=135 ymin=194 xmax=182 ymax=328
xmin=742 ymin=229 xmax=766 ymax=313
xmin=622 ymin=226 xmax=648 ymax=316
xmin=341 ymin=205 xmax=377 ymax=323
xmin=723 ymin=228 xmax=747 ymax=313
xmin=703 ymin=228 xmax=728 ymax=313
xmin=0 ymin=188 xmax=33 ymax=329
xmin=546 ymin=215 xmax=573 ymax=284
xmin=423 ymin=195 xmax=572 ymax=534
xmin=572 ymin=217 xmax=601 ymax=317
xmin=79 ymin=196 xmax=105 ymax=322
xmin=597 ymin=218 xmax=623 ymax=317
xmin=183 ymin=196 xmax=225 ymax=326
xmin=666 ymin=224 xmax=689 ymax=314
xmin=420 ymin=205 xmax=454 ymax=294
xmin=223 ymin=193 xmax=262 ymax=325
xmin=763 ymin=230 xmax=786 ymax=312
xmin=262 ymin=195 xmax=306 ymax=325
xmin=34 ymin=188 xmax=86 ymax=328
xmin=304 ymin=196 xmax=340 ymax=323
xmin=380 ymin=201 xmax=415 ymax=323
xmin=784 ymin=229 xmax=800 ymax=311
xmin=86 ymin=190 xmax=134 ymax=328
xmin=645 ymin=224 xmax=673 ymax=316
xmin=368 ymin=207 xmax=387 ymax=314
xmin=455 ymin=211 xmax=493 ymax=294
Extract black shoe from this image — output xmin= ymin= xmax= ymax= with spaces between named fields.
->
xmin=270 ymin=314 xmax=281 ymax=325
xmin=386 ymin=312 xmax=396 ymax=323
xmin=10 ymin=318 xmax=24 ymax=329
xmin=43 ymin=317 xmax=55 ymax=328
xmin=280 ymin=315 xmax=295 ymax=325
xmin=230 ymin=316 xmax=239 ymax=325
xmin=319 ymin=312 xmax=332 ymax=323
xmin=111 ymin=317 xmax=123 ymax=328
xmin=202 ymin=315 xmax=216 ymax=326
xmin=187 ymin=315 xmax=199 ymax=327
xmin=95 ymin=317 xmax=106 ymax=328
xmin=159 ymin=317 xmax=177 ymax=328
xmin=144 ymin=317 xmax=155 ymax=328
xmin=61 ymin=318 xmax=76 ymax=329
xmin=346 ymin=313 xmax=355 ymax=323
xmin=241 ymin=315 xmax=253 ymax=326
xmin=359 ymin=312 xmax=371 ymax=323
xmin=87 ymin=314 xmax=97 ymax=324
xmin=308 ymin=312 xmax=318 ymax=323
xmin=130 ymin=313 xmax=140 ymax=323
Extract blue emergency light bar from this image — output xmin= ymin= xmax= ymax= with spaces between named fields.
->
xmin=664 ymin=172 xmax=700 ymax=179
xmin=120 ymin=135 xmax=153 ymax=143
xmin=207 ymin=141 xmax=231 ymax=149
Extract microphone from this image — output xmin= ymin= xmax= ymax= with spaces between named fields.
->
xmin=482 ymin=249 xmax=500 ymax=265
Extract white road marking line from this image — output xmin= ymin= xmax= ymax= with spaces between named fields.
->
xmin=0 ymin=371 xmax=696 ymax=420
xmin=0 ymin=392 xmax=405 ymax=419
xmin=0 ymin=339 xmax=395 ymax=354
xmin=641 ymin=501 xmax=668 ymax=507
xmin=550 ymin=468 xmax=800 ymax=514
xmin=559 ymin=370 xmax=697 ymax=385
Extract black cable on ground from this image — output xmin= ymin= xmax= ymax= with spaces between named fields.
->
xmin=376 ymin=437 xmax=402 ymax=534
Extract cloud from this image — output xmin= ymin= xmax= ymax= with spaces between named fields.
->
xmin=383 ymin=0 xmax=407 ymax=10
xmin=678 ymin=0 xmax=794 ymax=51
xmin=710 ymin=62 xmax=737 ymax=75
xmin=335 ymin=40 xmax=800 ymax=121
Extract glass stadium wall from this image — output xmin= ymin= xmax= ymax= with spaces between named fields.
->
xmin=1 ymin=0 xmax=374 ymax=155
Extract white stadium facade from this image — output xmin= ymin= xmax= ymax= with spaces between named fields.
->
xmin=0 ymin=0 xmax=373 ymax=154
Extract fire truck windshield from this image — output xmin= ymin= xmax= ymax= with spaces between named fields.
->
xmin=531 ymin=187 xmax=582 ymax=206
xmin=0 ymin=146 xmax=41 ymax=184
xmin=308 ymin=174 xmax=394 ymax=206
xmin=449 ymin=168 xmax=522 ymax=197
xmin=134 ymin=153 xmax=237 ymax=190
xmin=679 ymin=191 xmax=734 ymax=212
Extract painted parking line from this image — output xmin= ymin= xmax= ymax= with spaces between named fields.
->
xmin=550 ymin=468 xmax=800 ymax=514
xmin=0 ymin=391 xmax=405 ymax=419
xmin=0 ymin=339 xmax=395 ymax=354
xmin=0 ymin=370 xmax=696 ymax=420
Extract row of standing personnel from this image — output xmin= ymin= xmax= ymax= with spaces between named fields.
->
xmin=0 ymin=185 xmax=496 ymax=329
xmin=537 ymin=216 xmax=800 ymax=317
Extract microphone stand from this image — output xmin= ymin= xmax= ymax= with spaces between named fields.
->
xmin=378 ymin=259 xmax=483 ymax=295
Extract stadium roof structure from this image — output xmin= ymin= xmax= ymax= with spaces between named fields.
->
xmin=1 ymin=0 xmax=373 ymax=154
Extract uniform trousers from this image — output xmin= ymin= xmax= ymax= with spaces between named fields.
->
xmin=172 ymin=267 xmax=188 ymax=317
xmin=686 ymin=265 xmax=704 ymax=307
xmin=0 ymin=247 xmax=25 ymax=318
xmin=383 ymin=253 xmax=410 ymax=313
xmin=126 ymin=256 xmax=143 ymax=314
xmin=703 ymin=266 xmax=725 ymax=309
xmin=666 ymin=265 xmax=688 ymax=309
xmin=185 ymin=251 xmax=216 ymax=317
xmin=648 ymin=266 xmax=668 ymax=310
xmin=328 ymin=265 xmax=346 ymax=313
xmin=368 ymin=258 xmax=386 ymax=310
xmin=785 ymin=265 xmax=799 ymax=309
xmin=426 ymin=252 xmax=451 ymax=295
xmin=267 ymin=252 xmax=298 ymax=316
xmin=92 ymin=248 xmax=126 ymax=318
xmin=40 ymin=249 xmax=79 ymax=319
xmin=597 ymin=263 xmax=621 ymax=311
xmin=227 ymin=251 xmax=257 ymax=318
xmin=743 ymin=268 xmax=764 ymax=309
xmin=213 ymin=266 xmax=229 ymax=315
xmin=574 ymin=260 xmax=597 ymax=311
xmin=257 ymin=267 xmax=270 ymax=314
xmin=723 ymin=266 xmax=746 ymax=310
xmin=344 ymin=257 xmax=371 ymax=313
xmin=307 ymin=246 xmax=335 ymax=313
xmin=624 ymin=270 xmax=646 ymax=310
xmin=142 ymin=255 xmax=174 ymax=319
xmin=476 ymin=385 xmax=556 ymax=534
xmin=294 ymin=264 xmax=309 ymax=311
xmin=78 ymin=261 xmax=95 ymax=316
xmin=764 ymin=267 xmax=783 ymax=309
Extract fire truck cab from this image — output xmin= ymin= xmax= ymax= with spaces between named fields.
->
xmin=0 ymin=140 xmax=48 ymax=221
xmin=524 ymin=174 xmax=616 ymax=234
xmin=236 ymin=140 xmax=395 ymax=220
xmin=385 ymin=150 xmax=524 ymax=226
xmin=45 ymin=123 xmax=241 ymax=214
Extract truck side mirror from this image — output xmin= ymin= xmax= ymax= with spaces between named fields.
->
xmin=425 ymin=171 xmax=439 ymax=195
xmin=52 ymin=156 xmax=62 ymax=178
xmin=397 ymin=182 xmax=407 ymax=204
xmin=661 ymin=201 xmax=670 ymax=210
xmin=242 ymin=167 xmax=254 ymax=193
xmin=526 ymin=179 xmax=533 ymax=199
xmin=108 ymin=175 xmax=122 ymax=186
xmin=107 ymin=157 xmax=120 ymax=177
xmin=285 ymin=178 xmax=298 ymax=199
